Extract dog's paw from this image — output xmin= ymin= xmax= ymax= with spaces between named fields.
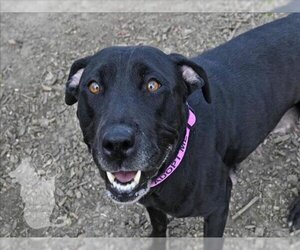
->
xmin=288 ymin=197 xmax=300 ymax=233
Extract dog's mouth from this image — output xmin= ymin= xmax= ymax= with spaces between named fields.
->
xmin=102 ymin=145 xmax=174 ymax=203
xmin=107 ymin=170 xmax=142 ymax=192
xmin=104 ymin=170 xmax=152 ymax=203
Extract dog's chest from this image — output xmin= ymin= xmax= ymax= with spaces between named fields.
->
xmin=141 ymin=183 xmax=206 ymax=218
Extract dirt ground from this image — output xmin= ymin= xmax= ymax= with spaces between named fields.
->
xmin=1 ymin=13 xmax=300 ymax=238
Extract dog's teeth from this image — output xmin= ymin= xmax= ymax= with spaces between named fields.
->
xmin=130 ymin=182 xmax=136 ymax=189
xmin=114 ymin=182 xmax=132 ymax=192
xmin=128 ymin=182 xmax=135 ymax=191
xmin=106 ymin=172 xmax=115 ymax=184
xmin=134 ymin=170 xmax=141 ymax=184
xmin=108 ymin=170 xmax=142 ymax=193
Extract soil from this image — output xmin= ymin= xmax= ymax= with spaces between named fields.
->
xmin=1 ymin=12 xmax=300 ymax=237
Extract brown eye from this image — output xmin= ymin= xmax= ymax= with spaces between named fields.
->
xmin=146 ymin=80 xmax=161 ymax=93
xmin=88 ymin=82 xmax=103 ymax=94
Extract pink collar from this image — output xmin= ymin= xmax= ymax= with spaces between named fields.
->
xmin=150 ymin=107 xmax=196 ymax=188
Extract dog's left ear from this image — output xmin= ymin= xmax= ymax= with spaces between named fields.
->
xmin=65 ymin=56 xmax=92 ymax=105
xmin=170 ymin=53 xmax=211 ymax=104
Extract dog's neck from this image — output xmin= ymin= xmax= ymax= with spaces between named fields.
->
xmin=150 ymin=105 xmax=196 ymax=188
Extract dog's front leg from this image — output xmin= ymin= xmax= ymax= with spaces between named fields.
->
xmin=146 ymin=206 xmax=168 ymax=237
xmin=203 ymin=178 xmax=232 ymax=250
xmin=203 ymin=178 xmax=232 ymax=237
xmin=203 ymin=200 xmax=229 ymax=237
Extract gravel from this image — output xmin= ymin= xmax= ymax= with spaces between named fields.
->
xmin=1 ymin=12 xmax=299 ymax=237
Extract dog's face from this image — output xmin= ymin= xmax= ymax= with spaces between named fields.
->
xmin=65 ymin=46 xmax=210 ymax=203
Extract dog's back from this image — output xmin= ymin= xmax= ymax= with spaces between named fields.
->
xmin=194 ymin=14 xmax=300 ymax=164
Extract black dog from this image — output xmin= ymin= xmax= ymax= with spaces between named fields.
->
xmin=65 ymin=14 xmax=300 ymax=237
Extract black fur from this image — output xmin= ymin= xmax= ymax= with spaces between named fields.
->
xmin=65 ymin=14 xmax=300 ymax=238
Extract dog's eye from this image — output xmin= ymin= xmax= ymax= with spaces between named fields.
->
xmin=88 ymin=82 xmax=103 ymax=94
xmin=146 ymin=80 xmax=161 ymax=93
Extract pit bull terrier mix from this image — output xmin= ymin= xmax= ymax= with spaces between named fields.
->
xmin=65 ymin=14 xmax=300 ymax=237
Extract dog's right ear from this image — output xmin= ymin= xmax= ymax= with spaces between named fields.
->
xmin=65 ymin=56 xmax=92 ymax=105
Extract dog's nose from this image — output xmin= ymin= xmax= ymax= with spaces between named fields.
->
xmin=102 ymin=125 xmax=135 ymax=160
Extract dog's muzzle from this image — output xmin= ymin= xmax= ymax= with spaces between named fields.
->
xmin=103 ymin=105 xmax=197 ymax=204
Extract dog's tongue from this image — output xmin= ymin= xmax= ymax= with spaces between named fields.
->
xmin=114 ymin=171 xmax=136 ymax=183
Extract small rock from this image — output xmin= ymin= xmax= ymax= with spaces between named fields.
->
xmin=10 ymin=155 xmax=18 ymax=163
xmin=37 ymin=169 xmax=46 ymax=176
xmin=274 ymin=135 xmax=290 ymax=144
xmin=245 ymin=225 xmax=256 ymax=230
xmin=183 ymin=28 xmax=193 ymax=36
xmin=291 ymin=188 xmax=299 ymax=196
xmin=57 ymin=70 xmax=65 ymax=80
xmin=58 ymin=197 xmax=67 ymax=207
xmin=255 ymin=227 xmax=265 ymax=237
xmin=134 ymin=214 xmax=140 ymax=225
xmin=66 ymin=190 xmax=73 ymax=197
xmin=0 ymin=178 xmax=6 ymax=185
xmin=287 ymin=175 xmax=298 ymax=186
xmin=8 ymin=39 xmax=17 ymax=45
xmin=41 ymin=84 xmax=52 ymax=92
xmin=39 ymin=118 xmax=49 ymax=128
xmin=56 ymin=188 xmax=64 ymax=197
xmin=0 ymin=223 xmax=11 ymax=235
xmin=69 ymin=212 xmax=79 ymax=220
xmin=79 ymin=186 xmax=88 ymax=197
xmin=44 ymin=71 xmax=57 ymax=85
xmin=162 ymin=26 xmax=171 ymax=34
xmin=75 ymin=190 xmax=82 ymax=199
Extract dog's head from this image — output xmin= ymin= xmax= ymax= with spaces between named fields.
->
xmin=65 ymin=46 xmax=210 ymax=203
